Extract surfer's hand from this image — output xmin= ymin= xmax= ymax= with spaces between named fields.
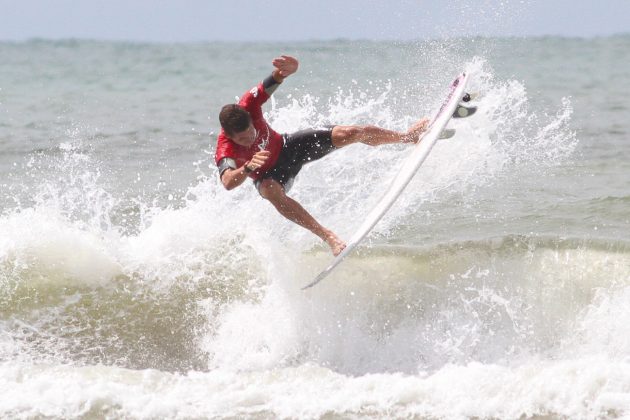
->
xmin=272 ymin=55 xmax=299 ymax=78
xmin=246 ymin=150 xmax=271 ymax=172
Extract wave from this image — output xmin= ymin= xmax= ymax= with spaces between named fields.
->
xmin=1 ymin=39 xmax=628 ymax=419
xmin=0 ymin=51 xmax=596 ymax=378
xmin=5 ymin=221 xmax=626 ymax=374
xmin=207 ymin=235 xmax=630 ymax=372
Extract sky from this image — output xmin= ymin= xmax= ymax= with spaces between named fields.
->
xmin=0 ymin=0 xmax=628 ymax=42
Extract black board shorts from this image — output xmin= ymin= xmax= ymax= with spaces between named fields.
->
xmin=255 ymin=126 xmax=337 ymax=192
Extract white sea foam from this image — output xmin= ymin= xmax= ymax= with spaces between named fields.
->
xmin=1 ymin=357 xmax=630 ymax=419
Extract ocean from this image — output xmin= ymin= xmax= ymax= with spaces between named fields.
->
xmin=0 ymin=35 xmax=629 ymax=418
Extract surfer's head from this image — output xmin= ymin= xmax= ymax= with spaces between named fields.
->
xmin=220 ymin=104 xmax=255 ymax=146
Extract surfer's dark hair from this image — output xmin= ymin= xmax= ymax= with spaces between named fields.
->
xmin=219 ymin=104 xmax=251 ymax=135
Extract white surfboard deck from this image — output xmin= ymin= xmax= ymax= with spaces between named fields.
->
xmin=302 ymin=72 xmax=471 ymax=289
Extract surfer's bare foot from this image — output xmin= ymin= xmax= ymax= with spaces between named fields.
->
xmin=405 ymin=117 xmax=430 ymax=143
xmin=324 ymin=231 xmax=346 ymax=256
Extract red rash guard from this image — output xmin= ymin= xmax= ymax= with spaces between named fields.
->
xmin=215 ymin=83 xmax=283 ymax=180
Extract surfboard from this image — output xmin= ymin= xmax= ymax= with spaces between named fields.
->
xmin=302 ymin=72 xmax=472 ymax=289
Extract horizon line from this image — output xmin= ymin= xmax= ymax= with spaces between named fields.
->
xmin=1 ymin=32 xmax=629 ymax=46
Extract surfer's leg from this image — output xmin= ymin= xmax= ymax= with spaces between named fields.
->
xmin=258 ymin=178 xmax=346 ymax=256
xmin=331 ymin=118 xmax=430 ymax=147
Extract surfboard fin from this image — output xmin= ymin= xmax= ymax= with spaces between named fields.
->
xmin=438 ymin=128 xmax=456 ymax=140
xmin=453 ymin=104 xmax=477 ymax=118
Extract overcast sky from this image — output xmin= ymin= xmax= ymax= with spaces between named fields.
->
xmin=0 ymin=0 xmax=628 ymax=42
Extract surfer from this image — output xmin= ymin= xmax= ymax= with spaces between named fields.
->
xmin=215 ymin=55 xmax=429 ymax=256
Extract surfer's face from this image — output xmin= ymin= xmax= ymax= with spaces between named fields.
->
xmin=230 ymin=124 xmax=256 ymax=147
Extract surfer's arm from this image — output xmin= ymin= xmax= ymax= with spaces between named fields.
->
xmin=263 ymin=55 xmax=298 ymax=95
xmin=241 ymin=55 xmax=298 ymax=113
xmin=218 ymin=151 xmax=271 ymax=190
xmin=219 ymin=163 xmax=250 ymax=190
xmin=262 ymin=73 xmax=282 ymax=96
